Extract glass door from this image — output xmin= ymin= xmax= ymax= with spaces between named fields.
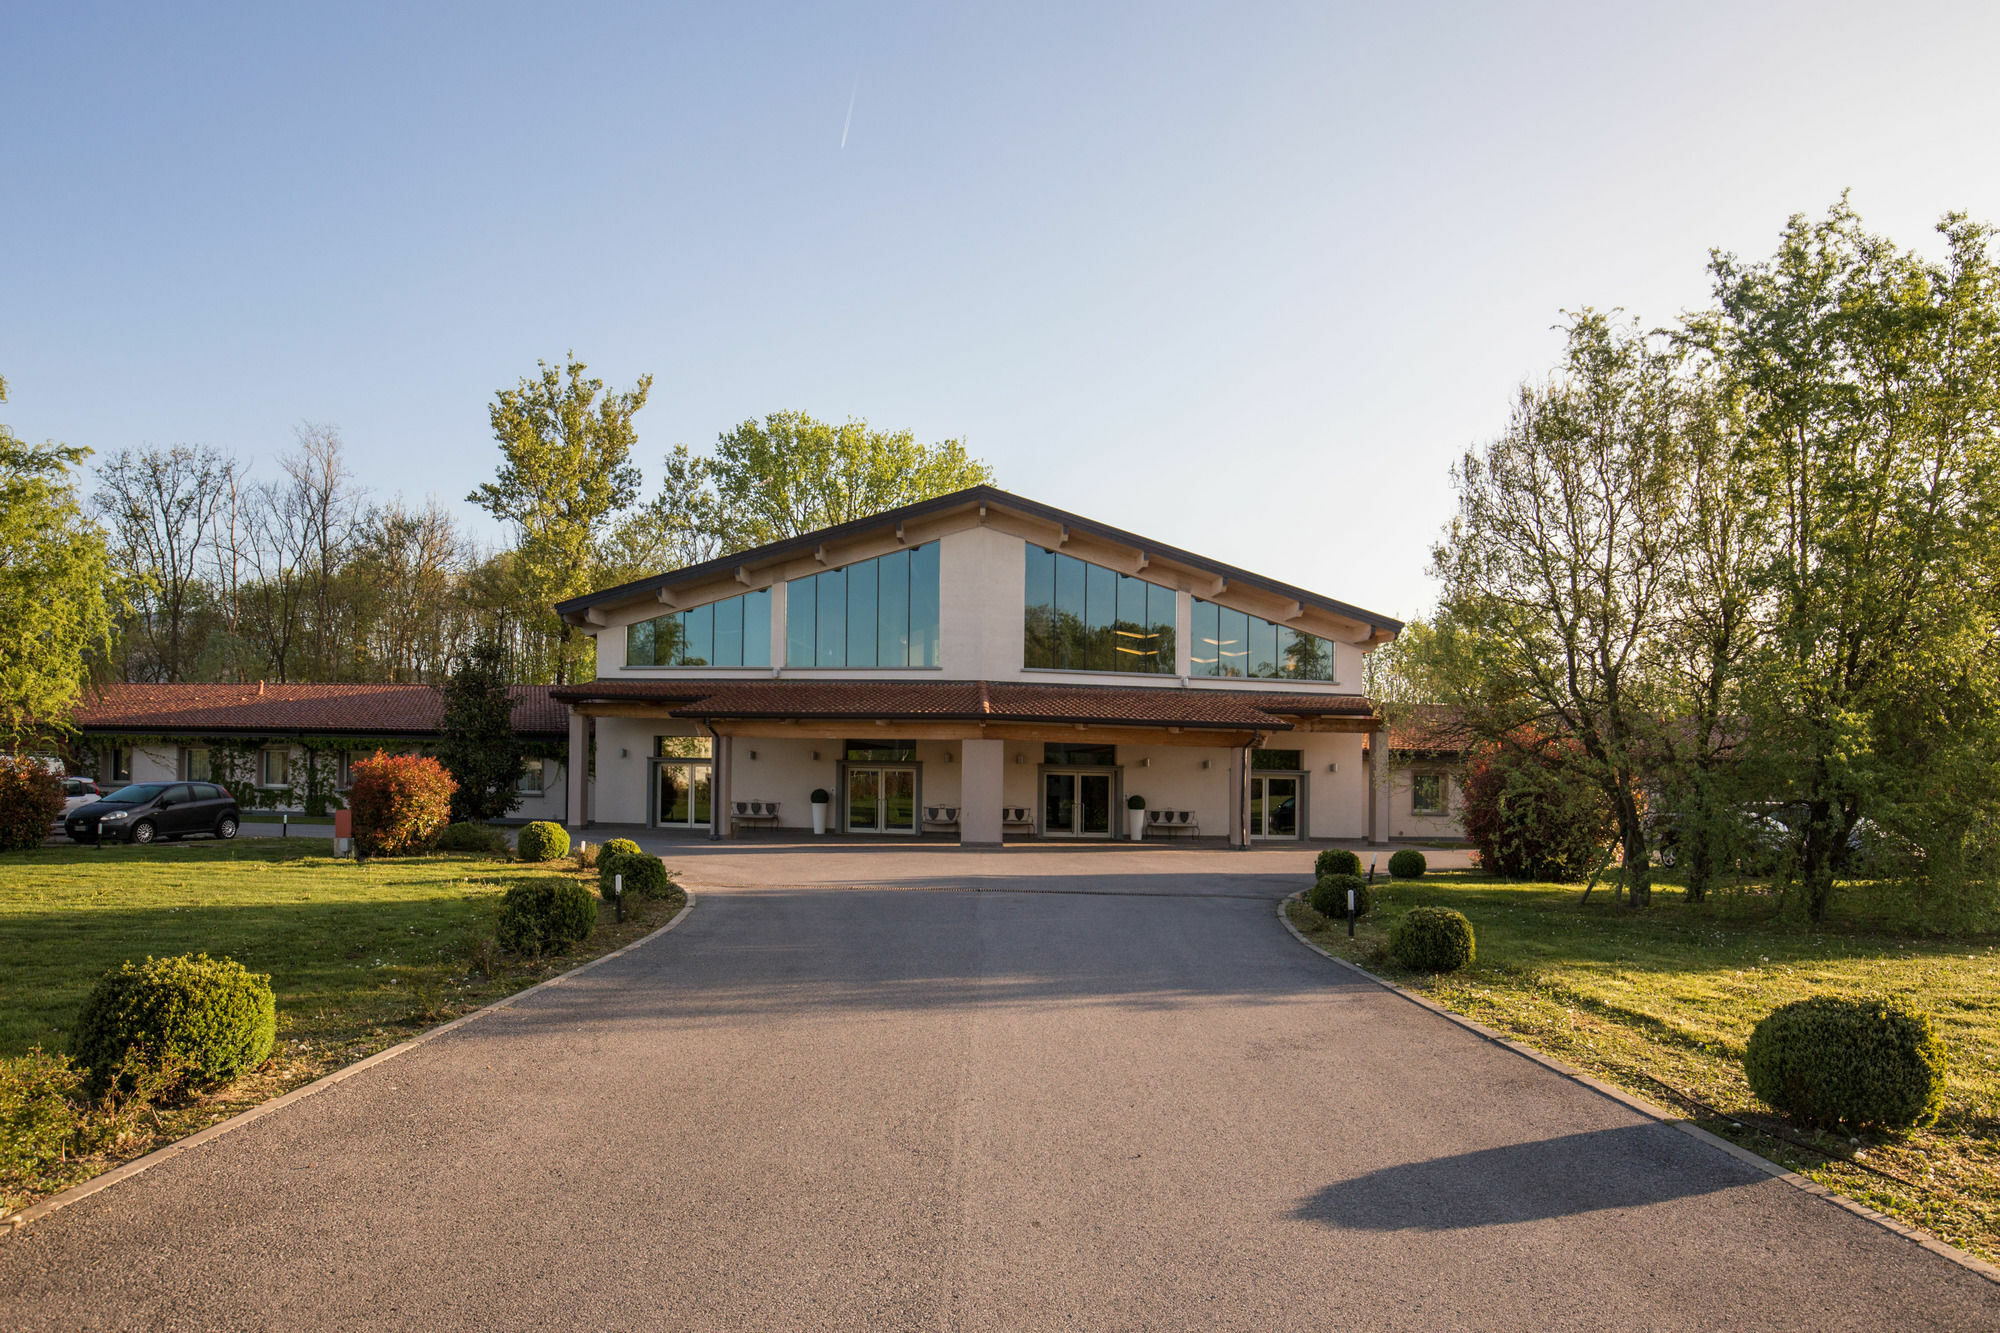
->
xmin=845 ymin=766 xmax=918 ymax=834
xmin=655 ymin=761 xmax=713 ymax=829
xmin=1250 ymin=775 xmax=1300 ymax=839
xmin=1042 ymin=770 xmax=1114 ymax=837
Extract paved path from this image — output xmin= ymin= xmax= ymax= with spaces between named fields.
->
xmin=2 ymin=849 xmax=1991 ymax=1330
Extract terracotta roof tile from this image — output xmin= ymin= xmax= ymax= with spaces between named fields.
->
xmin=72 ymin=683 xmax=568 ymax=738
xmin=1385 ymin=704 xmax=1469 ymax=753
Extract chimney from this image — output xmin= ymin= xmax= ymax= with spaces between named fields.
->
xmin=257 ymin=680 xmax=265 ymax=696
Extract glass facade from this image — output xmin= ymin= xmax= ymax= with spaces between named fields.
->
xmin=786 ymin=542 xmax=940 ymax=668
xmin=1044 ymin=742 xmax=1117 ymax=766
xmin=1251 ymin=748 xmax=1304 ymax=771
xmin=1190 ymin=599 xmax=1338 ymax=681
xmin=627 ymin=588 xmax=771 ymax=667
xmin=1023 ymin=546 xmax=1176 ymax=674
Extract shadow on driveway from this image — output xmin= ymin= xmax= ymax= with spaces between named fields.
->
xmin=1292 ymin=1124 xmax=1755 ymax=1231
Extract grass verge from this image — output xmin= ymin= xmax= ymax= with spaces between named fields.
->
xmin=1285 ymin=871 xmax=2000 ymax=1265
xmin=1 ymin=838 xmax=685 ymax=1218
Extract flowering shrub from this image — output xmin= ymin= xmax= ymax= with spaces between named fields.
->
xmin=347 ymin=751 xmax=456 ymax=857
xmin=0 ymin=757 xmax=64 ymax=853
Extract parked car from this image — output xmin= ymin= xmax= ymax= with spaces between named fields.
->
xmin=66 ymin=781 xmax=240 ymax=845
xmin=51 ymin=777 xmax=101 ymax=833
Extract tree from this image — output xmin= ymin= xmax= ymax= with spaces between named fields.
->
xmin=0 ymin=375 xmax=119 ymax=747
xmin=1429 ymin=313 xmax=1698 ymax=905
xmin=434 ymin=639 xmax=526 ymax=822
xmin=705 ymin=411 xmax=994 ymax=547
xmin=94 ymin=444 xmax=236 ymax=682
xmin=1700 ymin=201 xmax=2000 ymax=922
xmin=468 ymin=354 xmax=649 ymax=683
xmin=348 ymin=499 xmax=476 ymax=682
xmin=599 ymin=443 xmax=737 ymax=583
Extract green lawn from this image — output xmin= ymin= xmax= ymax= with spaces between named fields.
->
xmin=0 ymin=838 xmax=685 ymax=1212
xmin=1287 ymin=872 xmax=2000 ymax=1265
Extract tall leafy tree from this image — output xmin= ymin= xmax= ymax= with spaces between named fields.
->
xmin=469 ymin=354 xmax=649 ymax=682
xmin=706 ymin=411 xmax=994 ymax=547
xmin=0 ymin=376 xmax=120 ymax=746
xmin=93 ymin=443 xmax=236 ymax=682
xmin=434 ymin=639 xmax=526 ymax=822
xmin=1700 ymin=201 xmax=2000 ymax=921
xmin=1430 ymin=313 xmax=1700 ymax=904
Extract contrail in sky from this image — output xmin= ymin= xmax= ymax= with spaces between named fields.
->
xmin=841 ymin=82 xmax=856 ymax=148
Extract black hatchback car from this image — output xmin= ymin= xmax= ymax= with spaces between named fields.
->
xmin=67 ymin=781 xmax=241 ymax=845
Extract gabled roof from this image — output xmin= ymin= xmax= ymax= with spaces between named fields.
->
xmin=1385 ymin=704 xmax=1470 ymax=755
xmin=553 ymin=485 xmax=1403 ymax=635
xmin=550 ymin=677 xmax=1376 ymax=732
xmin=71 ymin=683 xmax=569 ymax=739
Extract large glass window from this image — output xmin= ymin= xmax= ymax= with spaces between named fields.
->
xmin=1190 ymin=599 xmax=1339 ymax=682
xmin=626 ymin=588 xmax=771 ymax=667
xmin=785 ymin=542 xmax=941 ymax=668
xmin=1023 ymin=546 xmax=1175 ymax=674
xmin=1044 ymin=742 xmax=1117 ymax=766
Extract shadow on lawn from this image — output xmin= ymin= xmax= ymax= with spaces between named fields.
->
xmin=1292 ymin=1124 xmax=1760 ymax=1231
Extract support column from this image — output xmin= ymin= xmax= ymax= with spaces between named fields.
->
xmin=1369 ymin=725 xmax=1393 ymax=845
xmin=1228 ymin=743 xmax=1247 ymax=848
xmin=958 ymin=738 xmax=1005 ymax=848
xmin=710 ymin=730 xmax=729 ymax=841
xmin=566 ymin=710 xmax=592 ymax=829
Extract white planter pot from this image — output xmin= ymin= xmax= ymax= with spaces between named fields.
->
xmin=812 ymin=802 xmax=828 ymax=835
xmin=1128 ymin=809 xmax=1146 ymax=841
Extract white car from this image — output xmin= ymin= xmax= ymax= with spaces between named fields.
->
xmin=54 ymin=777 xmax=102 ymax=830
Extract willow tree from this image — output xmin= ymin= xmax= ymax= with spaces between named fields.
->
xmin=1430 ymin=313 xmax=1703 ymax=904
xmin=1701 ymin=202 xmax=2000 ymax=922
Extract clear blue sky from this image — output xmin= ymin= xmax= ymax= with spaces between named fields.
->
xmin=6 ymin=1 xmax=1999 ymax=621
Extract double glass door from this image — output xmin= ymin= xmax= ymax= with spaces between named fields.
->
xmin=654 ymin=760 xmax=712 ymax=829
xmin=847 ymin=766 xmax=917 ymax=834
xmin=1249 ymin=774 xmax=1299 ymax=839
xmin=1043 ymin=770 xmax=1113 ymax=838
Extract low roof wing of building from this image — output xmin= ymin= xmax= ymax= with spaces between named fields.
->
xmin=71 ymin=682 xmax=569 ymax=739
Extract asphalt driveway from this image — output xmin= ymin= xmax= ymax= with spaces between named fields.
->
xmin=2 ymin=846 xmax=1991 ymax=1330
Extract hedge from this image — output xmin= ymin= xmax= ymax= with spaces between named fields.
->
xmin=348 ymin=752 xmax=456 ymax=857
xmin=496 ymin=879 xmax=598 ymax=957
xmin=1314 ymin=848 xmax=1362 ymax=879
xmin=1390 ymin=907 xmax=1475 ymax=973
xmin=1388 ymin=849 xmax=1428 ymax=879
xmin=1309 ymin=872 xmax=1369 ymax=919
xmin=0 ymin=757 xmax=64 ymax=854
xmin=600 ymin=837 xmax=642 ymax=860
xmin=70 ymin=954 xmax=277 ymax=1097
xmin=515 ymin=820 xmax=570 ymax=863
xmin=1744 ymin=997 xmax=1948 ymax=1131
xmin=599 ymin=851 xmax=675 ymax=903
xmin=437 ymin=821 xmax=510 ymax=855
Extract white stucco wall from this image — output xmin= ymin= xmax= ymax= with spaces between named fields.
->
xmin=1388 ymin=764 xmax=1465 ymax=840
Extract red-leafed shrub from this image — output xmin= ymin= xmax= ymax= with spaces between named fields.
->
xmin=347 ymin=752 xmax=456 ymax=857
xmin=1460 ymin=732 xmax=1613 ymax=882
xmin=0 ymin=757 xmax=64 ymax=853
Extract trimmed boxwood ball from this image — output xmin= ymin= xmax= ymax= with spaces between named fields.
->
xmin=1390 ymin=907 xmax=1475 ymax=973
xmin=1309 ymin=873 xmax=1369 ymax=919
xmin=1314 ymin=848 xmax=1362 ymax=879
xmin=71 ymin=954 xmax=277 ymax=1097
xmin=599 ymin=850 xmax=676 ymax=902
xmin=437 ymin=821 xmax=509 ymax=854
xmin=599 ymin=837 xmax=642 ymax=860
xmin=496 ymin=879 xmax=598 ymax=956
xmin=1744 ymin=997 xmax=1948 ymax=1131
xmin=1388 ymin=849 xmax=1428 ymax=879
xmin=515 ymin=821 xmax=570 ymax=863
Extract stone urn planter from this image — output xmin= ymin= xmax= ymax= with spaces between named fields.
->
xmin=811 ymin=788 xmax=830 ymax=835
xmin=1127 ymin=794 xmax=1147 ymax=841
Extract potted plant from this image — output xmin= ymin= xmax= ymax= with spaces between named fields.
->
xmin=810 ymin=787 xmax=831 ymax=835
xmin=1126 ymin=792 xmax=1147 ymax=842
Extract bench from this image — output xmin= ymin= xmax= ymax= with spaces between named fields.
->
xmin=1001 ymin=806 xmax=1035 ymax=831
xmin=1146 ymin=809 xmax=1201 ymax=837
xmin=923 ymin=804 xmax=961 ymax=828
xmin=731 ymin=800 xmax=780 ymax=827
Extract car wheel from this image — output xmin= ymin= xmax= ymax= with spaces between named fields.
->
xmin=130 ymin=820 xmax=157 ymax=845
xmin=216 ymin=816 xmax=239 ymax=840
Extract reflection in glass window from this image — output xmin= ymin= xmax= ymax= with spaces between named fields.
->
xmin=1044 ymin=743 xmax=1117 ymax=766
xmin=1023 ymin=546 xmax=1175 ymax=673
xmin=843 ymin=739 xmax=917 ymax=761
xmin=1412 ymin=773 xmax=1446 ymax=814
xmin=1251 ymin=748 xmax=1303 ymax=771
xmin=626 ymin=588 xmax=771 ymax=667
xmin=784 ymin=541 xmax=941 ymax=668
xmin=1191 ymin=598 xmax=1339 ymax=681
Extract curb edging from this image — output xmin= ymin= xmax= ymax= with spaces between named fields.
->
xmin=1274 ymin=892 xmax=2000 ymax=1285
xmin=1 ymin=892 xmax=698 ymax=1240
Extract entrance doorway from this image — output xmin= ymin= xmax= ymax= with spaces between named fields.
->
xmin=653 ymin=760 xmax=712 ymax=830
xmin=846 ymin=766 xmax=917 ymax=834
xmin=1249 ymin=774 xmax=1300 ymax=839
xmin=1043 ymin=770 xmax=1114 ymax=838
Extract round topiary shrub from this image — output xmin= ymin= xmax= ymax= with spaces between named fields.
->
xmin=1390 ymin=907 xmax=1475 ymax=973
xmin=496 ymin=879 xmax=599 ymax=957
xmin=515 ymin=820 xmax=570 ymax=863
xmin=437 ymin=821 xmax=509 ymax=855
xmin=599 ymin=837 xmax=642 ymax=860
xmin=599 ymin=850 xmax=677 ymax=902
xmin=1744 ymin=997 xmax=1948 ymax=1131
xmin=70 ymin=954 xmax=277 ymax=1098
xmin=1388 ymin=849 xmax=1428 ymax=879
xmin=1309 ymin=873 xmax=1369 ymax=919
xmin=1314 ymin=848 xmax=1362 ymax=879
xmin=0 ymin=757 xmax=65 ymax=853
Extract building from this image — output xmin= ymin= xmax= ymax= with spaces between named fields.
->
xmin=550 ymin=486 xmax=1419 ymax=846
xmin=68 ymin=682 xmax=571 ymax=823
